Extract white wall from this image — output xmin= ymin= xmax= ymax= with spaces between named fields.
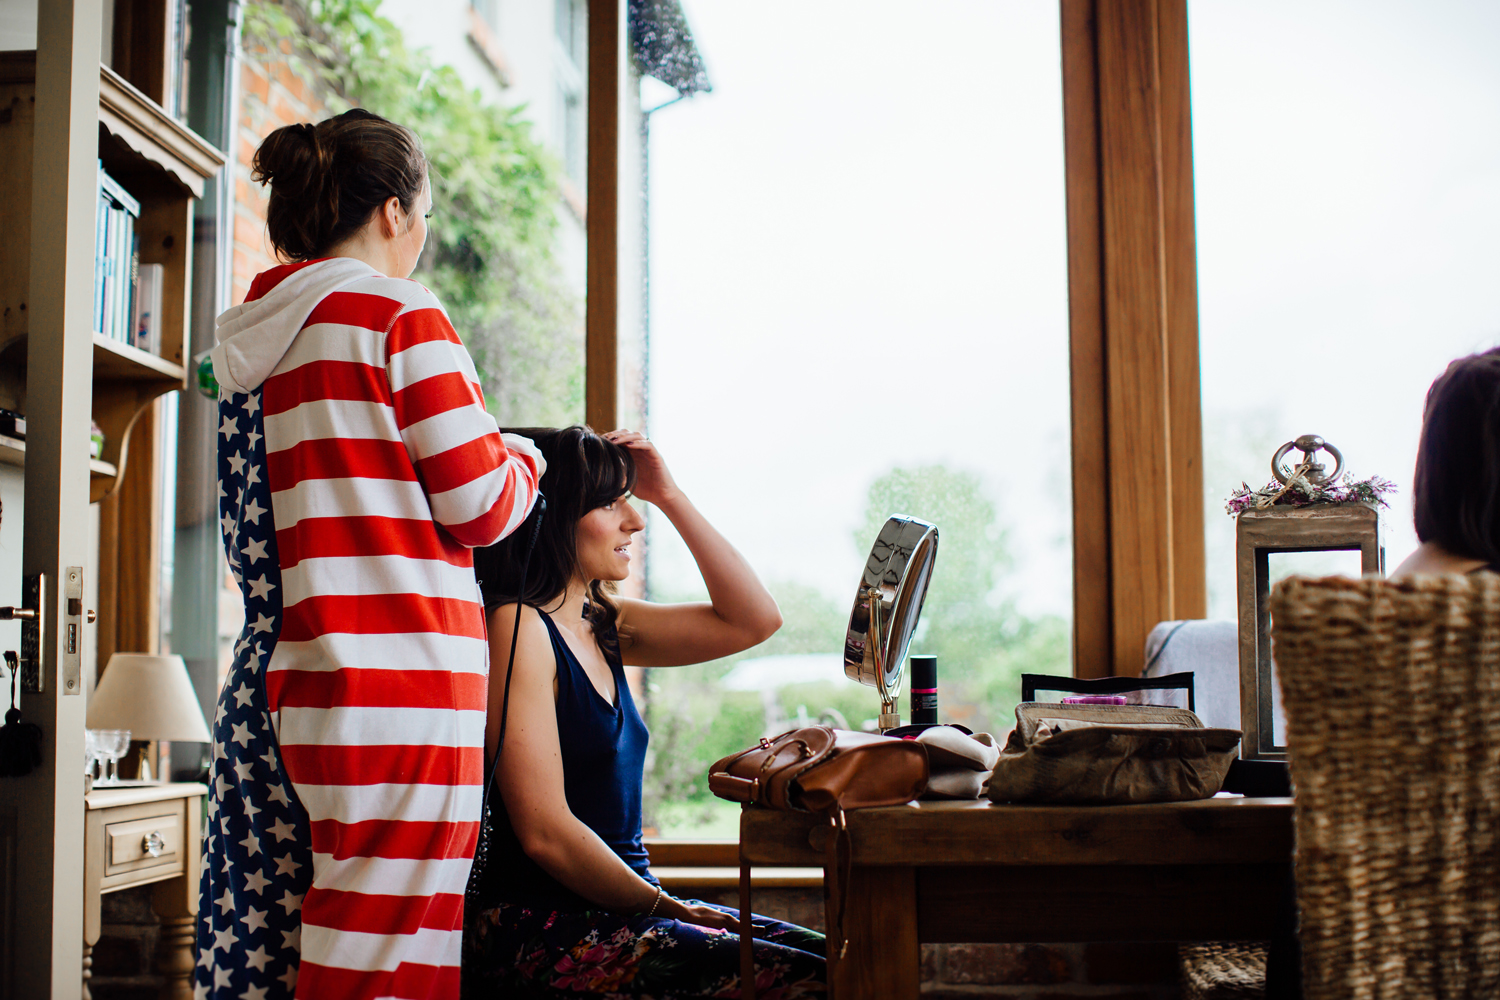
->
xmin=0 ymin=0 xmax=35 ymax=50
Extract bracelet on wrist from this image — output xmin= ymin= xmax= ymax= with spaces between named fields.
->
xmin=645 ymin=885 xmax=665 ymax=918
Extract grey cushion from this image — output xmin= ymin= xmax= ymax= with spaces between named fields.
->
xmin=1143 ymin=619 xmax=1241 ymax=732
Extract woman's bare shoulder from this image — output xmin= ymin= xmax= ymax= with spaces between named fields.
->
xmin=1390 ymin=541 xmax=1488 ymax=578
xmin=486 ymin=604 xmax=556 ymax=667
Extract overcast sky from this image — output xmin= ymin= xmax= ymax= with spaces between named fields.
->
xmin=643 ymin=0 xmax=1500 ymax=626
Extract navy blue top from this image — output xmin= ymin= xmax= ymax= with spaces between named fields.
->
xmin=476 ymin=607 xmax=656 ymax=911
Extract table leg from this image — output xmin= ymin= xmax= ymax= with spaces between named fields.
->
xmin=1264 ymin=865 xmax=1302 ymax=1000
xmin=153 ymin=867 xmax=197 ymax=1000
xmin=84 ymin=810 xmax=104 ymax=1000
xmin=828 ymin=865 xmax=918 ymax=1000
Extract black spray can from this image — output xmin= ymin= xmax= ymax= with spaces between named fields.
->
xmin=909 ymin=654 xmax=938 ymax=724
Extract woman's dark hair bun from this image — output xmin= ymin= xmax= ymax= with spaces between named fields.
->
xmin=251 ymin=108 xmax=427 ymax=263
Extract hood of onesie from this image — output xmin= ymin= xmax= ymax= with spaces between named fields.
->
xmin=209 ymin=257 xmax=380 ymax=395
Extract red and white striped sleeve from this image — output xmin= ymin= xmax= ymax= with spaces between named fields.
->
xmin=384 ymin=287 xmax=543 ymax=547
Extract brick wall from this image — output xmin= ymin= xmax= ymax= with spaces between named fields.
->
xmin=686 ymin=885 xmax=1183 ymax=998
xmin=921 ymin=943 xmax=1181 ymax=998
xmin=88 ymin=885 xmax=164 ymax=1000
xmin=233 ymin=41 xmax=337 ymax=305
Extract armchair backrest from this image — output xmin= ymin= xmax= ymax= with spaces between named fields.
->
xmin=1271 ymin=574 xmax=1500 ymax=999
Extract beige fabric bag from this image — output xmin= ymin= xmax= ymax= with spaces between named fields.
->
xmin=984 ymin=703 xmax=1241 ymax=804
xmin=913 ymin=726 xmax=1000 ymax=799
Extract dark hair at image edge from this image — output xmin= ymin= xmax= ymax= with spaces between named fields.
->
xmin=1413 ymin=346 xmax=1500 ymax=566
xmin=474 ymin=426 xmax=638 ymax=658
xmin=251 ymin=108 xmax=427 ymax=263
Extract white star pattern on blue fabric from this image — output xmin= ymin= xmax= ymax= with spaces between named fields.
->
xmin=196 ymin=390 xmax=310 ymax=1000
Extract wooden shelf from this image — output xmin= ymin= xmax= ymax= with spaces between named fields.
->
xmin=92 ymin=334 xmax=187 ymax=387
xmin=0 ymin=432 xmax=117 ymax=478
xmin=98 ymin=64 xmax=223 ymax=200
xmin=0 ymin=50 xmax=222 ymax=504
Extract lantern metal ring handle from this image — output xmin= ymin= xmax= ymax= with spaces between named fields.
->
xmin=1272 ymin=434 xmax=1343 ymax=487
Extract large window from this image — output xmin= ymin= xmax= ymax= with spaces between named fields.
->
xmin=1191 ymin=0 xmax=1500 ymax=613
xmin=640 ymin=1 xmax=1072 ymax=835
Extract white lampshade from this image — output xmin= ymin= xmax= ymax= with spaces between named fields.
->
xmin=88 ymin=653 xmax=212 ymax=743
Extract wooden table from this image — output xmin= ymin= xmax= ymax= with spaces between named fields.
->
xmin=84 ymin=782 xmax=206 ymax=1000
xmin=740 ymin=796 xmax=1297 ymax=999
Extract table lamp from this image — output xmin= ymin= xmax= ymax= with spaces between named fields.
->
xmin=88 ymin=653 xmax=211 ymax=779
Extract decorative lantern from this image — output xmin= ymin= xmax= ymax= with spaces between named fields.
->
xmin=1234 ymin=436 xmax=1385 ymax=761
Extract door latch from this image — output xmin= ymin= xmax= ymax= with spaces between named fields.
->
xmin=62 ymin=567 xmax=83 ymax=695
xmin=0 ymin=573 xmax=45 ymax=693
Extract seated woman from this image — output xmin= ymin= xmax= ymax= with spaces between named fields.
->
xmin=466 ymin=426 xmax=826 ymax=999
xmin=1393 ymin=347 xmax=1500 ymax=577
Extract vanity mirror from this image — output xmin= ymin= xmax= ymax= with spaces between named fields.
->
xmin=844 ymin=514 xmax=940 ymax=731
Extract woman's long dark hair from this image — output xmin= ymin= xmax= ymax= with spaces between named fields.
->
xmin=474 ymin=426 xmax=638 ymax=654
xmin=1413 ymin=347 xmax=1500 ymax=565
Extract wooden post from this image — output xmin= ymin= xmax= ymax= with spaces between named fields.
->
xmin=1062 ymin=0 xmax=1204 ymax=678
xmin=15 ymin=1 xmax=102 ymax=996
xmin=585 ymin=0 xmax=622 ymax=432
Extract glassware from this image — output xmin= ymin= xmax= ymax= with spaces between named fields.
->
xmin=109 ymin=730 xmax=132 ymax=782
xmin=84 ymin=728 xmax=102 ymax=779
xmin=94 ymin=729 xmax=131 ymax=784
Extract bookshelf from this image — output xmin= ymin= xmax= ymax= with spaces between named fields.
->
xmin=0 ymin=52 xmax=224 ymax=504
xmin=0 ymin=432 xmax=118 ymax=481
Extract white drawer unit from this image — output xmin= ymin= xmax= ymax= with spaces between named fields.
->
xmin=84 ymin=783 xmax=205 ymax=1000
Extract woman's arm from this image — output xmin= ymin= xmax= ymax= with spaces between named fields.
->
xmin=386 ymin=288 xmax=543 ymax=546
xmin=487 ymin=604 xmax=736 ymax=930
xmin=604 ymin=431 xmax=782 ymax=667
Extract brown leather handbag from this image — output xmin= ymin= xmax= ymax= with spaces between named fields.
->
xmin=708 ymin=726 xmax=929 ymax=812
xmin=708 ymin=727 xmax=929 ymax=998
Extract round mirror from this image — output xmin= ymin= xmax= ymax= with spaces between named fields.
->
xmin=843 ymin=514 xmax=939 ymax=730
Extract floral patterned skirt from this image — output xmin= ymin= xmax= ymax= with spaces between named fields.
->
xmin=462 ymin=899 xmax=826 ymax=999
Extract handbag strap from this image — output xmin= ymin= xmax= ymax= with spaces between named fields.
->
xmin=827 ymin=806 xmax=851 ymax=961
xmin=467 ymin=496 xmax=546 ymax=901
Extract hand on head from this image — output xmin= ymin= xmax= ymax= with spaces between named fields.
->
xmin=603 ymin=430 xmax=680 ymax=508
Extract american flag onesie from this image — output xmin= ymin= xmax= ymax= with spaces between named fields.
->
xmin=195 ymin=257 xmax=543 ymax=1000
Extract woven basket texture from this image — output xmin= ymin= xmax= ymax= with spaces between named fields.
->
xmin=1271 ymin=574 xmax=1500 ymax=1000
xmin=1179 ymin=942 xmax=1266 ymax=1000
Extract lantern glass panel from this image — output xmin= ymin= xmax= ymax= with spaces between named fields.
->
xmin=1260 ymin=549 xmax=1365 ymax=747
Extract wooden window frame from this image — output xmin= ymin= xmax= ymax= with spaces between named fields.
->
xmin=1063 ymin=0 xmax=1205 ymax=677
xmin=583 ymin=1 xmax=1208 ymax=665
xmin=585 ymin=0 xmax=621 ymax=431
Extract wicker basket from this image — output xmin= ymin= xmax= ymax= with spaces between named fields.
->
xmin=1179 ymin=942 xmax=1266 ymax=1000
xmin=1271 ymin=574 xmax=1500 ymax=1000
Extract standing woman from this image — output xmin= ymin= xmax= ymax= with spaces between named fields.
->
xmin=196 ymin=109 xmax=545 ymax=1000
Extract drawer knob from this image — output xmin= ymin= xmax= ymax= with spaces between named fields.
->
xmin=142 ymin=830 xmax=165 ymax=858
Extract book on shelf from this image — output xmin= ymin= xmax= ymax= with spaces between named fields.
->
xmin=133 ymin=264 xmax=164 ymax=355
xmin=94 ymin=164 xmax=160 ymax=353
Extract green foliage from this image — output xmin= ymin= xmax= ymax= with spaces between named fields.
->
xmin=243 ymin=0 xmax=583 ymax=424
xmin=639 ymin=580 xmax=845 ymax=830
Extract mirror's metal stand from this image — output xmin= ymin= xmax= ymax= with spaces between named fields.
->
xmin=869 ymin=587 xmax=901 ymax=732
